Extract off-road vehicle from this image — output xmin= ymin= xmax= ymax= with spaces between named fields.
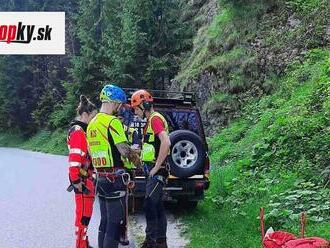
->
xmin=123 ymin=89 xmax=210 ymax=208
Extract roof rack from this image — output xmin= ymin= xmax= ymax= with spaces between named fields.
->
xmin=124 ymin=88 xmax=196 ymax=107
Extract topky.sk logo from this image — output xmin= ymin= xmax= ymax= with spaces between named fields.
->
xmin=0 ymin=12 xmax=65 ymax=55
xmin=0 ymin=22 xmax=52 ymax=44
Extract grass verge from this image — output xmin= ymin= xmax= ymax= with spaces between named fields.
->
xmin=0 ymin=128 xmax=67 ymax=155
xmin=182 ymin=49 xmax=330 ymax=247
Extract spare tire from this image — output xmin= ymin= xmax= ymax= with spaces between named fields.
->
xmin=168 ymin=130 xmax=206 ymax=178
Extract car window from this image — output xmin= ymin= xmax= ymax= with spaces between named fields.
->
xmin=119 ymin=107 xmax=203 ymax=139
xmin=160 ymin=110 xmax=200 ymax=136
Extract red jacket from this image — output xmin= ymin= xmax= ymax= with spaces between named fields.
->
xmin=67 ymin=120 xmax=93 ymax=184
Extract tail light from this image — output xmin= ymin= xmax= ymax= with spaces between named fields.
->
xmin=195 ymin=181 xmax=205 ymax=189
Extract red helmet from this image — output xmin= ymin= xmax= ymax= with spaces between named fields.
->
xmin=131 ymin=89 xmax=153 ymax=107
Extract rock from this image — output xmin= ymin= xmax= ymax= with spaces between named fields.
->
xmin=288 ymin=16 xmax=301 ymax=28
xmin=326 ymin=25 xmax=330 ymax=40
xmin=191 ymin=0 xmax=207 ymax=7
xmin=291 ymin=48 xmax=299 ymax=57
xmin=169 ymin=79 xmax=181 ymax=91
xmin=266 ymin=54 xmax=273 ymax=61
xmin=195 ymin=0 xmax=219 ymax=25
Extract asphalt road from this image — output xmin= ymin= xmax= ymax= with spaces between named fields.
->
xmin=0 ymin=148 xmax=188 ymax=248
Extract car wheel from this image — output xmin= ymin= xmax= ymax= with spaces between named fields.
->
xmin=168 ymin=130 xmax=206 ymax=178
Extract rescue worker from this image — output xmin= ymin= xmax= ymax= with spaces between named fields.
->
xmin=131 ymin=90 xmax=171 ymax=248
xmin=118 ymin=107 xmax=140 ymax=151
xmin=67 ymin=95 xmax=98 ymax=248
xmin=86 ymin=84 xmax=141 ymax=248
xmin=118 ymin=110 xmax=140 ymax=245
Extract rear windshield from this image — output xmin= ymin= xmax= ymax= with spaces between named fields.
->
xmin=160 ymin=109 xmax=201 ymax=136
xmin=120 ymin=107 xmax=205 ymax=140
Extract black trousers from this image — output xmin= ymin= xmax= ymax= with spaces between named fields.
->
xmin=97 ymin=177 xmax=126 ymax=248
xmin=144 ymin=177 xmax=167 ymax=242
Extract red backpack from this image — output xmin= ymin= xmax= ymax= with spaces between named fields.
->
xmin=263 ymin=231 xmax=296 ymax=248
xmin=283 ymin=238 xmax=329 ymax=248
xmin=260 ymin=208 xmax=329 ymax=248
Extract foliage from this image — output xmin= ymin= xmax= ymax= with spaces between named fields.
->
xmin=0 ymin=0 xmax=193 ymax=134
xmin=176 ymin=0 xmax=266 ymax=86
xmin=72 ymin=0 xmax=193 ymax=95
xmin=267 ymin=180 xmax=330 ymax=228
xmin=0 ymin=128 xmax=67 ymax=155
xmin=176 ymin=0 xmax=328 ymax=133
xmin=0 ymin=56 xmax=37 ymax=133
xmin=31 ymin=86 xmax=58 ymax=128
xmin=22 ymin=129 xmax=67 ymax=155
xmin=0 ymin=129 xmax=25 ymax=147
xmin=0 ymin=0 xmax=77 ymax=134
xmin=183 ymin=49 xmax=330 ymax=247
xmin=49 ymin=82 xmax=80 ymax=129
xmin=285 ymin=0 xmax=323 ymax=15
xmin=182 ymin=167 xmax=330 ymax=248
xmin=203 ymin=92 xmax=239 ymax=116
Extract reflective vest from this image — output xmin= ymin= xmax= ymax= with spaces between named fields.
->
xmin=87 ymin=113 xmax=125 ymax=169
xmin=142 ymin=111 xmax=169 ymax=162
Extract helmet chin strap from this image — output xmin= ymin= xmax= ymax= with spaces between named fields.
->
xmin=113 ymin=103 xmax=122 ymax=115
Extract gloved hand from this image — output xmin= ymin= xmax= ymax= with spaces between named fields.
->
xmin=131 ymin=144 xmax=141 ymax=153
xmin=73 ymin=182 xmax=85 ymax=192
xmin=131 ymin=150 xmax=142 ymax=167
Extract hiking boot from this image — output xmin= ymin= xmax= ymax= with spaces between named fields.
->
xmin=141 ymin=239 xmax=157 ymax=248
xmin=156 ymin=238 xmax=168 ymax=248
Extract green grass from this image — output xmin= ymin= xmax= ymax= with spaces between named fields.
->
xmin=285 ymin=0 xmax=323 ymax=15
xmin=176 ymin=0 xmax=266 ymax=87
xmin=182 ymin=167 xmax=299 ymax=248
xmin=22 ymin=129 xmax=67 ymax=155
xmin=208 ymin=8 xmax=235 ymax=39
xmin=203 ymin=92 xmax=238 ymax=115
xmin=182 ymin=49 xmax=330 ymax=247
xmin=176 ymin=0 xmax=328 ymax=137
xmin=0 ymin=128 xmax=67 ymax=155
xmin=183 ymin=201 xmax=261 ymax=248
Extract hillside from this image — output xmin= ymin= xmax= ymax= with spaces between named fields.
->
xmin=182 ymin=48 xmax=329 ymax=247
xmin=174 ymin=0 xmax=329 ymax=135
xmin=175 ymin=0 xmax=330 ymax=247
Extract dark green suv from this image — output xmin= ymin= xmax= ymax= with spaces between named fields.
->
xmin=123 ymin=89 xmax=210 ymax=208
